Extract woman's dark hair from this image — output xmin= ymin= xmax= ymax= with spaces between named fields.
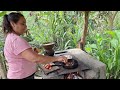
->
xmin=2 ymin=12 xmax=24 ymax=35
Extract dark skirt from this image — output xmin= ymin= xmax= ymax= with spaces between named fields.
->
xmin=7 ymin=73 xmax=35 ymax=79
xmin=23 ymin=73 xmax=35 ymax=79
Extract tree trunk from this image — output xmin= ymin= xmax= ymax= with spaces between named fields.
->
xmin=108 ymin=11 xmax=118 ymax=30
xmin=0 ymin=53 xmax=7 ymax=79
xmin=77 ymin=11 xmax=89 ymax=51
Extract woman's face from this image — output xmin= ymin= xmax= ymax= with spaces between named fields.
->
xmin=11 ymin=16 xmax=27 ymax=35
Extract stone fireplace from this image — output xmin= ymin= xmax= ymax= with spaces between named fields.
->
xmin=36 ymin=48 xmax=106 ymax=79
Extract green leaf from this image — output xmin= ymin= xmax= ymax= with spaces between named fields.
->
xmin=59 ymin=11 xmax=64 ymax=18
xmin=0 ymin=11 xmax=7 ymax=17
xmin=64 ymin=40 xmax=71 ymax=49
xmin=110 ymin=39 xmax=118 ymax=48
xmin=115 ymin=30 xmax=120 ymax=41
xmin=90 ymin=44 xmax=97 ymax=49
xmin=106 ymin=31 xmax=116 ymax=37
xmin=85 ymin=47 xmax=92 ymax=53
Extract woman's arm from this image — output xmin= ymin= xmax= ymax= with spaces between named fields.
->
xmin=20 ymin=48 xmax=67 ymax=64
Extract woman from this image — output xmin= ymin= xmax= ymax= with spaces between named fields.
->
xmin=2 ymin=12 xmax=67 ymax=79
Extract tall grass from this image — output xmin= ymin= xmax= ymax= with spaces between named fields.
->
xmin=85 ymin=30 xmax=120 ymax=79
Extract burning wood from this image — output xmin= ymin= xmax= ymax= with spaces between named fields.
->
xmin=64 ymin=72 xmax=83 ymax=79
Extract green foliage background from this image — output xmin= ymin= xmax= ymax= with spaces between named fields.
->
xmin=0 ymin=11 xmax=120 ymax=79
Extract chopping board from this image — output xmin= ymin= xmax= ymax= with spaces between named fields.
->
xmin=38 ymin=63 xmax=60 ymax=75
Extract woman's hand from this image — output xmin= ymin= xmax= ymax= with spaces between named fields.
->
xmin=56 ymin=56 xmax=68 ymax=63
xmin=33 ymin=48 xmax=41 ymax=53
